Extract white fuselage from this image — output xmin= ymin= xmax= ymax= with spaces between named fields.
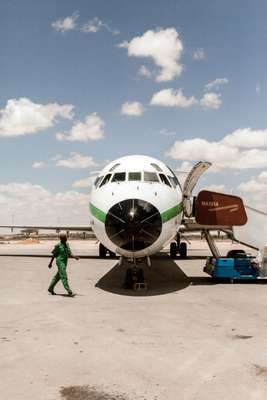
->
xmin=89 ymin=155 xmax=183 ymax=258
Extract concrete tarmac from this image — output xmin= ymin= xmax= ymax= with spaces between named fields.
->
xmin=1 ymin=240 xmax=267 ymax=400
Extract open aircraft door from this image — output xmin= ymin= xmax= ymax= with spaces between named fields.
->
xmin=182 ymin=161 xmax=212 ymax=217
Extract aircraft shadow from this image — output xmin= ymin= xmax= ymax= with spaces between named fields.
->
xmin=95 ymin=252 xmax=215 ymax=297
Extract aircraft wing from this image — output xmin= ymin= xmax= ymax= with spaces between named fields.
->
xmin=0 ymin=225 xmax=92 ymax=232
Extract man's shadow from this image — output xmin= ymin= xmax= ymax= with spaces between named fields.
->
xmin=95 ymin=252 xmax=214 ymax=296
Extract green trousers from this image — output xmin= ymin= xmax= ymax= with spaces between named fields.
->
xmin=48 ymin=261 xmax=71 ymax=293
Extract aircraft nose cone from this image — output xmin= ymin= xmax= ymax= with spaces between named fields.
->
xmin=105 ymin=199 xmax=162 ymax=251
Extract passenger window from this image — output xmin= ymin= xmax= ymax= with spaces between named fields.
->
xmin=144 ymin=172 xmax=159 ymax=182
xmin=159 ymin=174 xmax=171 ymax=187
xmin=94 ymin=176 xmax=103 ymax=188
xmin=99 ymin=174 xmax=111 ymax=187
xmin=128 ymin=172 xmax=141 ymax=181
xmin=151 ymin=163 xmax=163 ymax=172
xmin=112 ymin=172 xmax=126 ymax=182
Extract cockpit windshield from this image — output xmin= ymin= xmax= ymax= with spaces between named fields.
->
xmin=144 ymin=172 xmax=159 ymax=182
xmin=96 ymin=169 xmax=180 ymax=188
xmin=99 ymin=174 xmax=111 ymax=187
xmin=159 ymin=174 xmax=171 ymax=187
xmin=128 ymin=172 xmax=141 ymax=181
xmin=94 ymin=176 xmax=103 ymax=188
xmin=112 ymin=172 xmax=126 ymax=182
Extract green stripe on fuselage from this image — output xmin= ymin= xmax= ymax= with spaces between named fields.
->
xmin=161 ymin=202 xmax=183 ymax=223
xmin=89 ymin=203 xmax=106 ymax=223
xmin=89 ymin=201 xmax=183 ymax=224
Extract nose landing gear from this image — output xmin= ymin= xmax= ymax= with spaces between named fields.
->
xmin=120 ymin=256 xmax=149 ymax=290
xmin=170 ymin=234 xmax=187 ymax=259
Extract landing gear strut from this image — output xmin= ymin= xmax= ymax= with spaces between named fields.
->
xmin=170 ymin=233 xmax=187 ymax=259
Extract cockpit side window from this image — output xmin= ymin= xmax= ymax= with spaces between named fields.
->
xmin=112 ymin=172 xmax=126 ymax=182
xmin=99 ymin=174 xmax=112 ymax=187
xmin=168 ymin=175 xmax=177 ymax=188
xmin=159 ymin=173 xmax=171 ymax=187
xmin=167 ymin=166 xmax=182 ymax=191
xmin=151 ymin=163 xmax=163 ymax=172
xmin=144 ymin=171 xmax=159 ymax=182
xmin=128 ymin=172 xmax=142 ymax=181
xmin=94 ymin=176 xmax=103 ymax=188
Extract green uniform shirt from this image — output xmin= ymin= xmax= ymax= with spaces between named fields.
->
xmin=52 ymin=242 xmax=72 ymax=265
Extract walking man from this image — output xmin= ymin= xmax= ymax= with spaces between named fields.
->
xmin=48 ymin=232 xmax=79 ymax=296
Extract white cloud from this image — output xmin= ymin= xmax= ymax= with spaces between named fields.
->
xmin=81 ymin=17 xmax=102 ymax=33
xmin=50 ymin=154 xmax=62 ymax=161
xmin=32 ymin=161 xmax=46 ymax=169
xmin=166 ymin=128 xmax=267 ymax=171
xmin=202 ymin=184 xmax=226 ymax=193
xmin=51 ymin=11 xmax=79 ymax=33
xmin=56 ymin=112 xmax=105 ymax=142
xmin=120 ymin=101 xmax=145 ymax=116
xmin=72 ymin=176 xmax=96 ymax=189
xmin=0 ymin=182 xmax=89 ymax=226
xmin=150 ymin=89 xmax=222 ymax=110
xmin=81 ymin=17 xmax=119 ymax=35
xmin=56 ymin=153 xmax=96 ymax=169
xmin=138 ymin=65 xmax=152 ymax=79
xmin=238 ymin=171 xmax=267 ymax=198
xmin=119 ymin=28 xmax=183 ymax=82
xmin=0 ymin=98 xmax=73 ymax=137
xmin=150 ymin=88 xmax=197 ymax=108
xmin=237 ymin=173 xmax=267 ymax=212
xmin=205 ymin=78 xmax=228 ymax=91
xmin=222 ymin=128 xmax=267 ymax=148
xmin=200 ymin=92 xmax=221 ymax=109
xmin=258 ymin=171 xmax=267 ymax=183
xmin=256 ymin=84 xmax=261 ymax=94
xmin=238 ymin=179 xmax=267 ymax=194
xmin=167 ymin=138 xmax=238 ymax=166
xmin=193 ymin=48 xmax=206 ymax=60
xmin=176 ymin=161 xmax=193 ymax=173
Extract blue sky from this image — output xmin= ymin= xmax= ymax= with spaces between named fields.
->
xmin=1 ymin=0 xmax=267 ymax=224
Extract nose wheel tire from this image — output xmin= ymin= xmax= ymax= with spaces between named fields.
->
xmin=170 ymin=242 xmax=177 ymax=259
xmin=179 ymin=242 xmax=187 ymax=258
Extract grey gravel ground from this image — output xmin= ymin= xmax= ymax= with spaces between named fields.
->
xmin=1 ymin=240 xmax=267 ymax=400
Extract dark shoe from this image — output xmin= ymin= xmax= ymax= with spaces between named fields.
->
xmin=48 ymin=288 xmax=56 ymax=295
xmin=68 ymin=291 xmax=76 ymax=297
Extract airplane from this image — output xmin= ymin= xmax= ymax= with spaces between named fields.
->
xmin=88 ymin=154 xmax=210 ymax=263
xmin=0 ymin=154 xmax=258 ymax=270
